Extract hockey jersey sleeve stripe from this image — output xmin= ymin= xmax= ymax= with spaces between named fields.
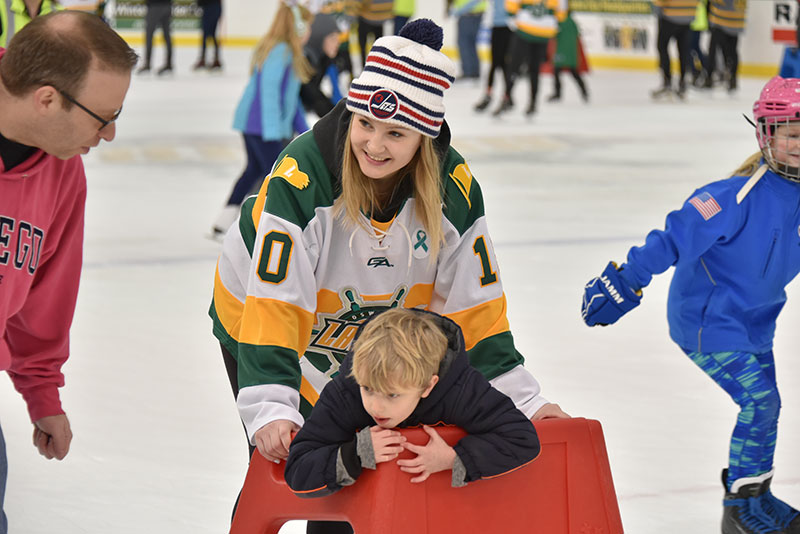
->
xmin=300 ymin=376 xmax=321 ymax=406
xmin=238 ymin=295 xmax=315 ymax=354
xmin=238 ymin=197 xmax=258 ymax=258
xmin=250 ymin=176 xmax=270 ymax=232
xmin=213 ymin=263 xmax=245 ymax=341
xmin=405 ymin=283 xmax=435 ymax=308
xmin=471 ymin=332 xmax=525 ymax=379
xmin=444 ymin=294 xmax=511 ymax=351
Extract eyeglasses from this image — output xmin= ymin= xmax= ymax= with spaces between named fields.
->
xmin=57 ymin=89 xmax=122 ymax=131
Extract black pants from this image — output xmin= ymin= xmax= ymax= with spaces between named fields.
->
xmin=552 ymin=67 xmax=588 ymax=99
xmin=706 ymin=27 xmax=739 ymax=88
xmin=503 ymin=36 xmax=547 ymax=110
xmin=656 ymin=16 xmax=690 ymax=87
xmin=220 ymin=344 xmax=353 ymax=534
xmin=199 ymin=1 xmax=222 ymax=61
xmin=486 ymin=26 xmax=512 ymax=92
xmin=689 ymin=29 xmax=707 ymax=77
xmin=143 ymin=3 xmax=172 ymax=67
xmin=357 ymin=19 xmax=384 ymax=71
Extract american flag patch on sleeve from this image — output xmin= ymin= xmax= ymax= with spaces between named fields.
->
xmin=688 ymin=192 xmax=722 ymax=220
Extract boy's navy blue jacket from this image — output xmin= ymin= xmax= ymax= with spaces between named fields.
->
xmin=284 ymin=310 xmax=540 ymax=497
xmin=621 ymin=163 xmax=800 ymax=354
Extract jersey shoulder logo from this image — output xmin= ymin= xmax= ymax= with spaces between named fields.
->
xmin=449 ymin=163 xmax=473 ymax=209
xmin=271 ymin=155 xmax=310 ymax=191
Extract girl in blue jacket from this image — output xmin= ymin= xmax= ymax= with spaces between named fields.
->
xmin=211 ymin=1 xmax=313 ymax=239
xmin=581 ymin=76 xmax=800 ymax=534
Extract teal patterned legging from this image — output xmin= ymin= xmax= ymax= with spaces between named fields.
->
xmin=685 ymin=350 xmax=781 ymax=490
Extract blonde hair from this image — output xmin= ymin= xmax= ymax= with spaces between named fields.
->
xmin=250 ymin=3 xmax=314 ymax=83
xmin=335 ymin=117 xmax=445 ymax=258
xmin=730 ymin=151 xmax=765 ymax=177
xmin=350 ymin=308 xmax=447 ymax=394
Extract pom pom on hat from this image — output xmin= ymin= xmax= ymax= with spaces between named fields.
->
xmin=397 ymin=19 xmax=444 ymax=51
xmin=346 ymin=19 xmax=456 ymax=138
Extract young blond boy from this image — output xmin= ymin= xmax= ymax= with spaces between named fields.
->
xmin=284 ymin=308 xmax=540 ymax=496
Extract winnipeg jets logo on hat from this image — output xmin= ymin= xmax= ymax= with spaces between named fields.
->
xmin=369 ymin=89 xmax=399 ymax=120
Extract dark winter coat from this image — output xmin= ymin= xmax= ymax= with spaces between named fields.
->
xmin=284 ymin=310 xmax=540 ymax=497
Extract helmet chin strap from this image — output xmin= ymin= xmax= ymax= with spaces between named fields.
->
xmin=773 ymin=160 xmax=800 ymax=183
xmin=761 ymin=145 xmax=800 ymax=183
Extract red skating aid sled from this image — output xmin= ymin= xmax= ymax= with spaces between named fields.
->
xmin=231 ymin=417 xmax=624 ymax=533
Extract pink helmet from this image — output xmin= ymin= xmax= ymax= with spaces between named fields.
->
xmin=753 ymin=76 xmax=800 ymax=182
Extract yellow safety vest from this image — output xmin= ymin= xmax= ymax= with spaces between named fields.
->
xmin=453 ymin=0 xmax=487 ymax=15
xmin=0 ymin=0 xmax=61 ymax=48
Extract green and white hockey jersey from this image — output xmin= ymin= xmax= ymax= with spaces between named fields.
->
xmin=210 ymin=102 xmax=547 ymax=442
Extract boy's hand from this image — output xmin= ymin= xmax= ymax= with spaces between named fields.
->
xmin=397 ymin=425 xmax=456 ymax=483
xmin=370 ymin=426 xmax=406 ymax=464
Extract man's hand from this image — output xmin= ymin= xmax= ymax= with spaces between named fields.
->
xmin=33 ymin=414 xmax=72 ymax=460
xmin=397 ymin=425 xmax=456 ymax=483
xmin=254 ymin=419 xmax=300 ymax=463
xmin=532 ymin=402 xmax=570 ymax=420
xmin=370 ymin=426 xmax=406 ymax=464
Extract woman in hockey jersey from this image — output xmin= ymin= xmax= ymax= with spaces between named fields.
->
xmin=581 ymin=76 xmax=800 ymax=534
xmin=210 ymin=17 xmax=566 ymax=534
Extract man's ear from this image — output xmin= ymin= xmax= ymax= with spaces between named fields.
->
xmin=31 ymin=86 xmax=59 ymax=116
xmin=420 ymin=375 xmax=439 ymax=398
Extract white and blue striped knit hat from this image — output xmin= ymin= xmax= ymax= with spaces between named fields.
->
xmin=346 ymin=19 xmax=456 ymax=138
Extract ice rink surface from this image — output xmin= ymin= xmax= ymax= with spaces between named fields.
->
xmin=1 ymin=44 xmax=798 ymax=533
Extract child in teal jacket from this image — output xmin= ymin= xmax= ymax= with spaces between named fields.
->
xmin=211 ymin=1 xmax=313 ymax=238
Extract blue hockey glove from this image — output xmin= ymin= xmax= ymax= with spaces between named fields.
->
xmin=581 ymin=262 xmax=642 ymax=326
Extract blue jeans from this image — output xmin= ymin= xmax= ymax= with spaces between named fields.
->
xmin=0 ymin=420 xmax=7 ymax=534
xmin=457 ymin=12 xmax=482 ymax=78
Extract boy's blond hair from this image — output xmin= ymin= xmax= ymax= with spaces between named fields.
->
xmin=350 ymin=308 xmax=447 ymax=394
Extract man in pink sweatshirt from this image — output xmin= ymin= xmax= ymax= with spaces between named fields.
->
xmin=0 ymin=11 xmax=137 ymax=532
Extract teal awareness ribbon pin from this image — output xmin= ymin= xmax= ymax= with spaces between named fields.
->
xmin=414 ymin=230 xmax=428 ymax=252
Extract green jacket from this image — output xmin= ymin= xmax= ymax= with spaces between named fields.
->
xmin=553 ymin=13 xmax=578 ymax=69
